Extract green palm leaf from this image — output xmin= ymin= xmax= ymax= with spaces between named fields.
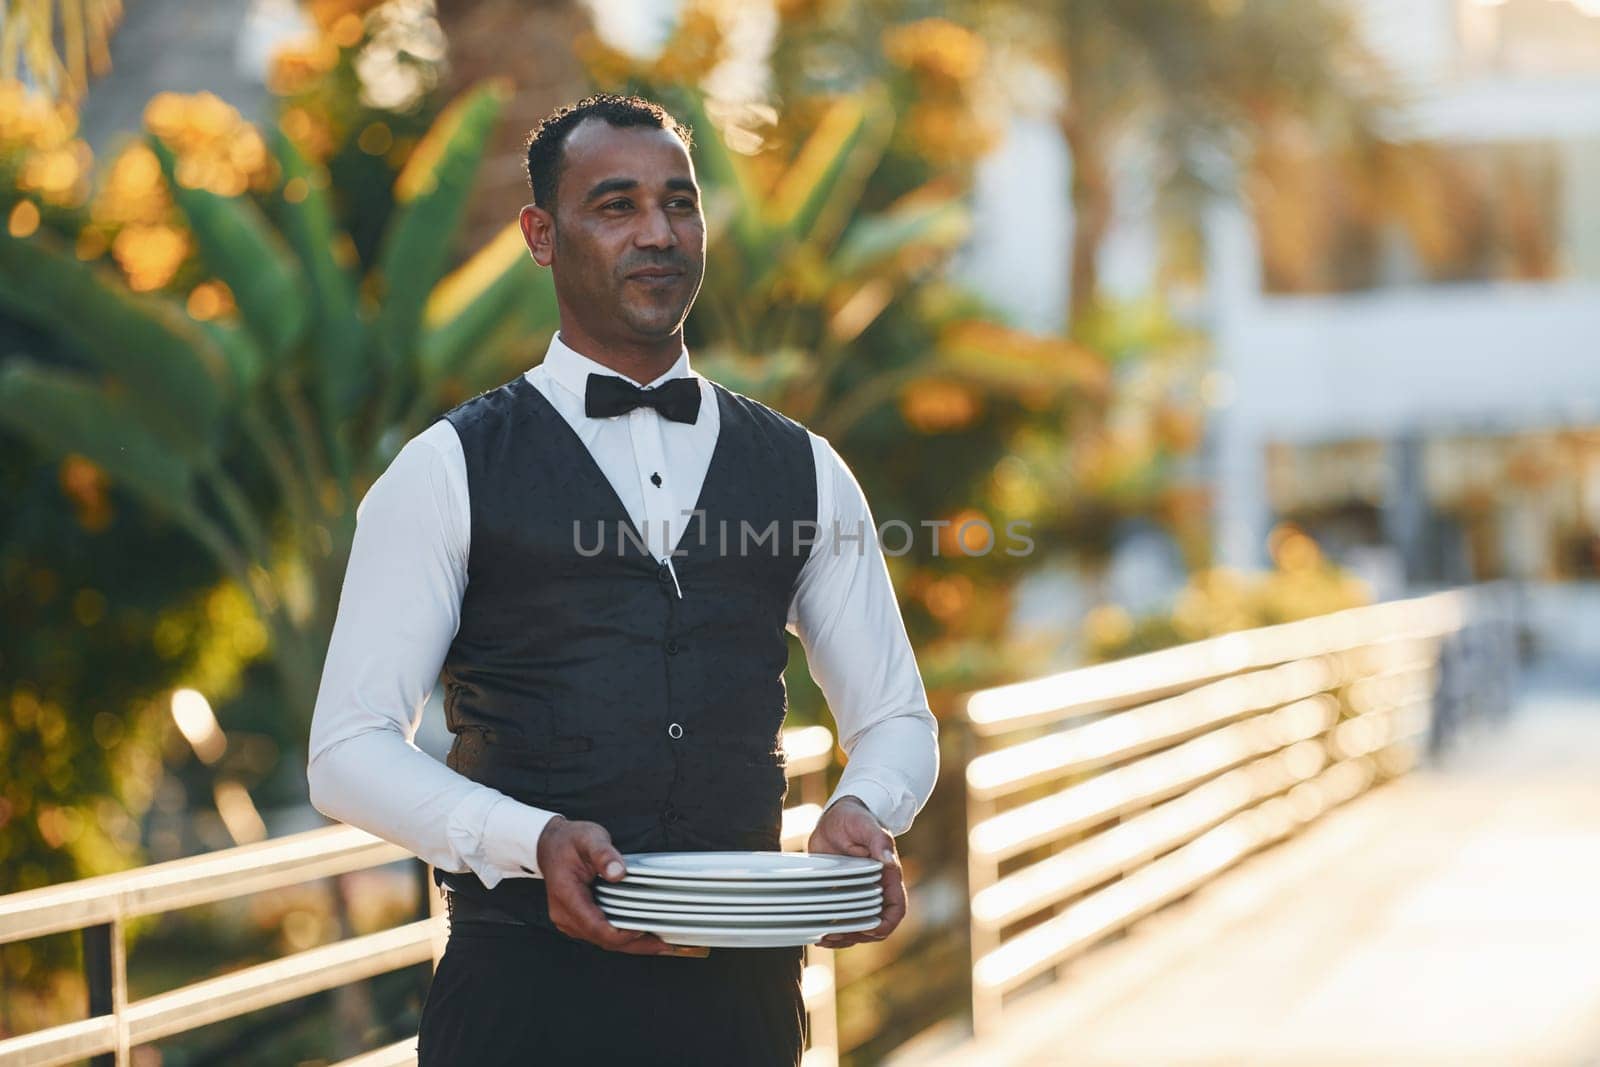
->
xmin=0 ymin=359 xmax=198 ymax=514
xmin=268 ymin=128 xmax=368 ymax=421
xmin=0 ymin=233 xmax=228 ymax=458
xmin=833 ymin=195 xmax=971 ymax=279
xmin=419 ymin=221 xmax=555 ymax=385
xmin=372 ymin=81 xmax=509 ymax=377
xmin=194 ymin=319 xmax=266 ymax=395
xmin=148 ymin=137 xmax=310 ymax=365
xmin=766 ymin=92 xmax=894 ymax=250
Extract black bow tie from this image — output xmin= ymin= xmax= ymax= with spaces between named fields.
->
xmin=584 ymin=373 xmax=702 ymax=424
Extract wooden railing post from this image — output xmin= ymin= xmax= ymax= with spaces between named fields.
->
xmin=958 ymin=702 xmax=1000 ymax=1039
xmin=83 ymin=922 xmax=113 ymax=1067
xmin=82 ymin=915 xmax=128 ymax=1065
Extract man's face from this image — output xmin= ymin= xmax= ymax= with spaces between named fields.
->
xmin=526 ymin=119 xmax=706 ymax=343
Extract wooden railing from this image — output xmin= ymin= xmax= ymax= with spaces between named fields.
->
xmin=961 ymin=590 xmax=1503 ymax=1036
xmin=0 ymin=725 xmax=841 ymax=1067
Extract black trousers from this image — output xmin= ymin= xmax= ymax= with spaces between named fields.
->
xmin=416 ymin=907 xmax=806 ymax=1066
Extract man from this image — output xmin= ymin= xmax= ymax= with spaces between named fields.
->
xmin=306 ymin=94 xmax=938 ymax=1066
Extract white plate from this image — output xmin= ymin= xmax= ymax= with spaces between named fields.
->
xmin=600 ymin=903 xmax=882 ymax=924
xmin=595 ymin=891 xmax=882 ymax=914
xmin=614 ymin=872 xmax=882 ymax=891
xmin=595 ymin=884 xmax=883 ymax=907
xmin=607 ymin=914 xmax=881 ymax=948
xmin=622 ymin=851 xmax=882 ymax=881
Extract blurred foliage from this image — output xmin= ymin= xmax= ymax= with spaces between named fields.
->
xmin=0 ymin=56 xmax=558 ymax=707
xmin=1253 ymin=136 xmax=1571 ymax=293
xmin=430 ymin=0 xmax=592 ymax=249
xmin=268 ymin=0 xmax=446 ymax=266
xmin=0 ymin=4 xmax=552 ymax=1035
xmin=0 ymin=396 xmax=293 ymax=1023
xmin=0 ymin=0 xmax=122 ymax=103
xmin=1084 ymin=523 xmax=1374 ymax=662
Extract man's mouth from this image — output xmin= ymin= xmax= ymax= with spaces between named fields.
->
xmin=627 ymin=268 xmax=684 ymax=281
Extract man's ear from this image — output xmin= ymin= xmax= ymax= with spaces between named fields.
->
xmin=519 ymin=204 xmax=555 ymax=267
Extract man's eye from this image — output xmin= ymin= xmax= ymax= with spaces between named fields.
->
xmin=669 ymin=198 xmax=698 ymax=210
xmin=601 ymin=199 xmax=632 ymax=211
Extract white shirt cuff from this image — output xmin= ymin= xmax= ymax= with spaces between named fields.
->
xmin=485 ymin=797 xmax=559 ymax=880
xmin=824 ymin=779 xmax=901 ymax=834
xmin=449 ymin=794 xmax=557 ymax=886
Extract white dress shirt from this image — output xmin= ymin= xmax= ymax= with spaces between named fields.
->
xmin=306 ymin=333 xmax=939 ymax=887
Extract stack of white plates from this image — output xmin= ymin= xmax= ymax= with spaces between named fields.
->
xmin=595 ymin=851 xmax=884 ymax=948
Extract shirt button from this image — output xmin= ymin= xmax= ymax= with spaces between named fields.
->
xmin=667 ymin=722 xmax=684 ymax=740
xmin=665 ymin=638 xmax=680 ymax=655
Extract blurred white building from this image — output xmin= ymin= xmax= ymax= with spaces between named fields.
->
xmin=975 ymin=0 xmax=1600 ymax=656
xmin=1209 ymin=0 xmax=1600 ymax=581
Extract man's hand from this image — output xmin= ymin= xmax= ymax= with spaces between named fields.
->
xmin=536 ymin=816 xmax=705 ymax=957
xmin=807 ymin=796 xmax=906 ymax=948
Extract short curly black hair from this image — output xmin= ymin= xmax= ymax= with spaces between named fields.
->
xmin=523 ymin=94 xmax=694 ymax=212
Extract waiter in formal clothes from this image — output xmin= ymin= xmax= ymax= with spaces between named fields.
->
xmin=306 ymin=94 xmax=939 ymax=1066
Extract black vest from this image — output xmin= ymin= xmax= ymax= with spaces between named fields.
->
xmin=433 ymin=373 xmax=818 ymax=927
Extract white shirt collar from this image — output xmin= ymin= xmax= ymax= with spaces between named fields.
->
xmin=538 ymin=330 xmax=694 ymax=402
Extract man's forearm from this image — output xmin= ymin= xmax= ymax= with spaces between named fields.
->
xmin=826 ymin=710 xmax=939 ymax=835
xmin=307 ymin=727 xmax=558 ymax=884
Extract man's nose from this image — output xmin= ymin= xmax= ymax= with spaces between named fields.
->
xmin=634 ymin=204 xmax=677 ymax=249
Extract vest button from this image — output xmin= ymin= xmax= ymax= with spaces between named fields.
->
xmin=662 ymin=807 xmax=681 ymax=825
xmin=656 ymin=562 xmax=672 ymax=585
xmin=667 ymin=722 xmax=684 ymax=740
xmin=665 ymin=638 xmax=680 ymax=655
